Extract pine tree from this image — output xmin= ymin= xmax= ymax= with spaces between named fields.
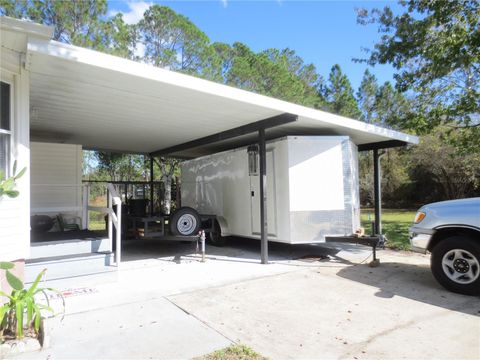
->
xmin=375 ymin=82 xmax=410 ymax=128
xmin=322 ymin=64 xmax=361 ymax=119
xmin=357 ymin=69 xmax=378 ymax=123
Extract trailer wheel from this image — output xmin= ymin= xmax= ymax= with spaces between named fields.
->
xmin=207 ymin=220 xmax=226 ymax=247
xmin=170 ymin=207 xmax=201 ymax=236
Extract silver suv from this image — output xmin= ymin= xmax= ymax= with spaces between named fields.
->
xmin=409 ymin=197 xmax=480 ymax=295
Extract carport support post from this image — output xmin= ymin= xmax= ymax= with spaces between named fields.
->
xmin=373 ymin=149 xmax=382 ymax=235
xmin=150 ymin=156 xmax=154 ymax=216
xmin=259 ymin=128 xmax=268 ymax=264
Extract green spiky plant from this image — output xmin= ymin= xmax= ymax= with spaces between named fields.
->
xmin=0 ymin=262 xmax=63 ymax=342
xmin=0 ymin=161 xmax=26 ymax=198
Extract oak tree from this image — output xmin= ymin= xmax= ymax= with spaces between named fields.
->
xmin=357 ymin=0 xmax=480 ymax=150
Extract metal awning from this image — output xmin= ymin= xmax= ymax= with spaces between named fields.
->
xmin=2 ymin=17 xmax=417 ymax=265
xmin=24 ymin=35 xmax=418 ymax=157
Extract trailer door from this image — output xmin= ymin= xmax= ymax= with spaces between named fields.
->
xmin=250 ymin=149 xmax=277 ymax=236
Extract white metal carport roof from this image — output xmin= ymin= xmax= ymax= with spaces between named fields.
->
xmin=11 ymin=17 xmax=418 ymax=156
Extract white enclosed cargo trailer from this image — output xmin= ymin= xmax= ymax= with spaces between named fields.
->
xmin=181 ymin=136 xmax=360 ymax=244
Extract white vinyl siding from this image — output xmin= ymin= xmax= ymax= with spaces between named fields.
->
xmin=30 ymin=142 xmax=82 ymax=217
xmin=0 ymin=61 xmax=30 ymax=261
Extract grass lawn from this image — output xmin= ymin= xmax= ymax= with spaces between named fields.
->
xmin=361 ymin=209 xmax=416 ymax=250
xmin=89 ymin=219 xmax=106 ymax=231
xmin=87 ymin=195 xmax=107 ymax=231
xmin=197 ymin=345 xmax=267 ymax=360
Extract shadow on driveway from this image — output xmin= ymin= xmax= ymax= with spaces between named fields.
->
xmin=336 ymin=261 xmax=480 ymax=316
xmin=122 ymin=237 xmax=479 ymax=315
xmin=121 ymin=236 xmax=369 ymax=265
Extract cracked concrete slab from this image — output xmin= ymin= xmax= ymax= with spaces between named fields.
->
xmin=169 ymin=249 xmax=480 ymax=360
xmin=14 ymin=297 xmax=231 ymax=360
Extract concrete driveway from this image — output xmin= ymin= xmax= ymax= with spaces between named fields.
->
xmin=13 ymin=238 xmax=480 ymax=359
xmin=170 ymin=242 xmax=480 ymax=360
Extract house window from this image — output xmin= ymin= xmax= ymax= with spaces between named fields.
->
xmin=0 ymin=81 xmax=11 ymax=178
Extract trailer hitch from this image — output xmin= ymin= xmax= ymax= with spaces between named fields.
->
xmin=325 ymin=235 xmax=384 ymax=267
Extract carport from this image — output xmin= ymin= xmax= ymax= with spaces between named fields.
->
xmin=26 ymin=33 xmax=418 ymax=264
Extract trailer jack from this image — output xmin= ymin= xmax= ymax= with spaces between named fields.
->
xmin=196 ymin=230 xmax=206 ymax=262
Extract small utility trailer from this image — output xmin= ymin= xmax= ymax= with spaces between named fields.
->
xmin=123 ymin=214 xmax=210 ymax=261
xmin=119 ymin=135 xmax=382 ymax=262
xmin=128 ymin=213 xmax=215 ymax=240
xmin=180 ymin=136 xmax=363 ymax=245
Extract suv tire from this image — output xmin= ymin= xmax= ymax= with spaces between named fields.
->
xmin=431 ymin=235 xmax=480 ymax=295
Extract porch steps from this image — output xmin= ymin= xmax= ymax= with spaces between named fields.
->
xmin=25 ymin=252 xmax=117 ymax=288
xmin=30 ymin=238 xmax=111 ymax=259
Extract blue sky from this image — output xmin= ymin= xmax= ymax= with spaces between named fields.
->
xmin=108 ymin=0 xmax=402 ymax=91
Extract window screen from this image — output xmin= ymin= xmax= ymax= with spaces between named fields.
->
xmin=1 ymin=82 xmax=10 ymax=131
xmin=0 ymin=134 xmax=9 ymax=178
xmin=0 ymin=81 xmax=11 ymax=177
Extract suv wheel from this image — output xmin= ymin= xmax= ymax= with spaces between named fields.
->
xmin=431 ymin=235 xmax=480 ymax=295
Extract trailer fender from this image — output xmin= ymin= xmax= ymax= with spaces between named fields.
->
xmin=215 ymin=216 xmax=229 ymax=237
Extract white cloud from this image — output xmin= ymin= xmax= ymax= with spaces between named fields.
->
xmin=220 ymin=0 xmax=228 ymax=8
xmin=109 ymin=1 xmax=153 ymax=25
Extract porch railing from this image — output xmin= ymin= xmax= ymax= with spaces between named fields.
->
xmin=83 ymin=183 xmax=122 ymax=266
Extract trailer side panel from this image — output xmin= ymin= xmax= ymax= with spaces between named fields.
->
xmin=181 ymin=136 xmax=359 ymax=244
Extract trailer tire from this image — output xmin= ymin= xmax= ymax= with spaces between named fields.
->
xmin=207 ymin=220 xmax=226 ymax=247
xmin=170 ymin=207 xmax=201 ymax=236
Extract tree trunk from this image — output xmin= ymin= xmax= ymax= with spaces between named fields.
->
xmin=162 ymin=176 xmax=172 ymax=215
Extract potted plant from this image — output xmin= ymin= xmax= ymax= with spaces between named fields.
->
xmin=0 ymin=161 xmax=26 ymax=198
xmin=0 ymin=262 xmax=64 ymax=356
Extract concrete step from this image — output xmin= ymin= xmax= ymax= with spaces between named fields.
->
xmin=30 ymin=238 xmax=111 ymax=259
xmin=30 ymin=270 xmax=119 ymax=290
xmin=25 ymin=252 xmax=116 ymax=285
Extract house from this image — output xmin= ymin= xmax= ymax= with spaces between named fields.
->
xmin=0 ymin=17 xmax=418 ymax=281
